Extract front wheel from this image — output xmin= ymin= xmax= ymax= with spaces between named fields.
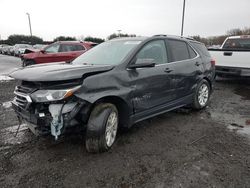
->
xmin=85 ymin=103 xmax=118 ymax=153
xmin=192 ymin=79 xmax=211 ymax=110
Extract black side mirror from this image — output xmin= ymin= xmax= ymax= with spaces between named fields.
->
xmin=40 ymin=49 xmax=45 ymax=53
xmin=128 ymin=59 xmax=156 ymax=69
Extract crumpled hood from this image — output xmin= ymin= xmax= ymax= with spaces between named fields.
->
xmin=9 ymin=63 xmax=114 ymax=81
xmin=23 ymin=51 xmax=40 ymax=58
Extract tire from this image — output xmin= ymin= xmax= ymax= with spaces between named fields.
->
xmin=192 ymin=79 xmax=211 ymax=110
xmin=85 ymin=103 xmax=118 ymax=153
xmin=23 ymin=59 xmax=35 ymax=67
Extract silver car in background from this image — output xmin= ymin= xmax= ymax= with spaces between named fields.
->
xmin=13 ymin=44 xmax=32 ymax=57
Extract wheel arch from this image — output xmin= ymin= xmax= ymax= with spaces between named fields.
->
xmin=90 ymin=96 xmax=131 ymax=128
xmin=202 ymin=76 xmax=212 ymax=90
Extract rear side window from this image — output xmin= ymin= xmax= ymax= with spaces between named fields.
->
xmin=75 ymin=45 xmax=85 ymax=51
xmin=223 ymin=38 xmax=250 ymax=50
xmin=168 ymin=40 xmax=190 ymax=61
xmin=190 ymin=42 xmax=210 ymax=57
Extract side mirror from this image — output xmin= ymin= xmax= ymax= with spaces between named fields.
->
xmin=128 ymin=59 xmax=156 ymax=69
xmin=40 ymin=49 xmax=45 ymax=53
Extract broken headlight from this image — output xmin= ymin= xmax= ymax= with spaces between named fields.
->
xmin=31 ymin=86 xmax=81 ymax=102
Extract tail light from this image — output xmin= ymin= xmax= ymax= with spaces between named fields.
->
xmin=211 ymin=59 xmax=216 ymax=66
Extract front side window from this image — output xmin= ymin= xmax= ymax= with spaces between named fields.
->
xmin=168 ymin=40 xmax=190 ymax=61
xmin=136 ymin=40 xmax=168 ymax=65
xmin=45 ymin=44 xmax=60 ymax=53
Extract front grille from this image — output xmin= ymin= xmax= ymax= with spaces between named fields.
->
xmin=13 ymin=85 xmax=36 ymax=109
xmin=16 ymin=85 xmax=35 ymax=94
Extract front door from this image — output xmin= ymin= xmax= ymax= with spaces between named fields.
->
xmin=128 ymin=40 xmax=176 ymax=114
xmin=37 ymin=43 xmax=62 ymax=64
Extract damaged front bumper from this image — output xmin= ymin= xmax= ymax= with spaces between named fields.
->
xmin=12 ymin=100 xmax=86 ymax=139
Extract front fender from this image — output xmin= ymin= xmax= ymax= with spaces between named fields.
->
xmin=74 ymin=70 xmax=134 ymax=106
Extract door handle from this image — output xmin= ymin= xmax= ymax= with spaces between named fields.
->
xmin=164 ymin=68 xmax=173 ymax=73
xmin=195 ymin=62 xmax=201 ymax=66
xmin=224 ymin=52 xmax=233 ymax=56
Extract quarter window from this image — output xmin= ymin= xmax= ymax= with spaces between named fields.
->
xmin=190 ymin=42 xmax=211 ymax=57
xmin=188 ymin=45 xmax=197 ymax=59
xmin=168 ymin=40 xmax=190 ymax=61
xmin=136 ymin=40 xmax=168 ymax=65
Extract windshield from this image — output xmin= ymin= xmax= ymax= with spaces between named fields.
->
xmin=72 ymin=40 xmax=142 ymax=65
xmin=223 ymin=38 xmax=250 ymax=50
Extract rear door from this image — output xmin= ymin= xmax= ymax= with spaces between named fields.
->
xmin=166 ymin=39 xmax=203 ymax=99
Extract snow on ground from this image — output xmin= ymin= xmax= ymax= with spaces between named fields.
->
xmin=2 ymin=101 xmax=12 ymax=109
xmin=0 ymin=75 xmax=14 ymax=81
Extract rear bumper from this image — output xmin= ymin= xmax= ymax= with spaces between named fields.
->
xmin=216 ymin=66 xmax=250 ymax=77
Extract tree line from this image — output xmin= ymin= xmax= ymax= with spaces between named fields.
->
xmin=0 ymin=35 xmax=106 ymax=45
xmin=1 ymin=27 xmax=249 ymax=46
xmin=0 ymin=33 xmax=137 ymax=45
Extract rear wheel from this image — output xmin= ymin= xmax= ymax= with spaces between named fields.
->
xmin=85 ymin=103 xmax=118 ymax=153
xmin=192 ymin=79 xmax=211 ymax=110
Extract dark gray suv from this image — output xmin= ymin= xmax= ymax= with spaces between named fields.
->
xmin=10 ymin=35 xmax=215 ymax=153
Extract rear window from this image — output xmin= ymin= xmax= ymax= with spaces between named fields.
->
xmin=190 ymin=42 xmax=211 ymax=57
xmin=223 ymin=38 xmax=250 ymax=50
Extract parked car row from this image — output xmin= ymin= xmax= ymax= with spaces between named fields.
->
xmin=0 ymin=41 xmax=98 ymax=66
xmin=21 ymin=41 xmax=97 ymax=66
xmin=0 ymin=43 xmax=40 ymax=56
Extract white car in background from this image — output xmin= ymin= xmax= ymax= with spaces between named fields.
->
xmin=13 ymin=44 xmax=32 ymax=57
xmin=208 ymin=35 xmax=250 ymax=77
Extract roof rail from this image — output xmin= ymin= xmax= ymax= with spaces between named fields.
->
xmin=153 ymin=34 xmax=167 ymax=37
xmin=182 ymin=36 xmax=195 ymax=41
xmin=152 ymin=34 xmax=196 ymax=41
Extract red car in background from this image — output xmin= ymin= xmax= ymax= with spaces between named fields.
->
xmin=22 ymin=41 xmax=96 ymax=66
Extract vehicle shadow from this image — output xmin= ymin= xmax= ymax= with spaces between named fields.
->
xmin=216 ymin=76 xmax=250 ymax=84
xmin=215 ymin=76 xmax=250 ymax=100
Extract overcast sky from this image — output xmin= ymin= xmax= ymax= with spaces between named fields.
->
xmin=0 ymin=0 xmax=250 ymax=41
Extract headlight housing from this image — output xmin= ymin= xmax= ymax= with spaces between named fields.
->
xmin=31 ymin=86 xmax=81 ymax=102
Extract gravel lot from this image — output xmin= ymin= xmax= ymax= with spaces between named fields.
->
xmin=0 ymin=54 xmax=250 ymax=188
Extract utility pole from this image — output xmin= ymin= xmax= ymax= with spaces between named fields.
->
xmin=181 ymin=0 xmax=186 ymax=36
xmin=26 ymin=13 xmax=32 ymax=37
xmin=117 ymin=30 xmax=121 ymax=37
